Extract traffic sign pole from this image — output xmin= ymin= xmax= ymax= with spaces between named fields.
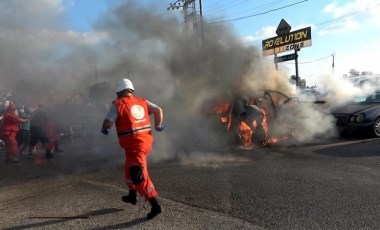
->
xmin=274 ymin=53 xmax=278 ymax=70
xmin=295 ymin=48 xmax=300 ymax=87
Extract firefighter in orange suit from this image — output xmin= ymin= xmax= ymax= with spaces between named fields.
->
xmin=101 ymin=78 xmax=164 ymax=220
xmin=0 ymin=103 xmax=29 ymax=162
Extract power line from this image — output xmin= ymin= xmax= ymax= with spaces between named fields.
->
xmin=298 ymin=54 xmax=333 ymax=64
xmin=200 ymin=24 xmax=277 ymax=63
xmin=208 ymin=0 xmax=309 ymax=24
xmin=203 ymin=0 xmax=251 ymax=15
xmin=315 ymin=11 xmax=362 ymax=26
xmin=278 ymin=53 xmax=334 ymax=65
xmin=203 ymin=23 xmax=336 ymax=68
xmin=163 ymin=1 xmax=359 ymax=69
xmin=240 ymin=9 xmax=368 ymax=46
xmin=206 ymin=0 xmax=290 ymax=21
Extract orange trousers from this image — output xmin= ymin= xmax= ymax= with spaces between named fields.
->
xmin=119 ymin=141 xmax=158 ymax=201
xmin=0 ymin=131 xmax=19 ymax=160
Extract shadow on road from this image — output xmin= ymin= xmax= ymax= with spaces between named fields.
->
xmin=2 ymin=208 xmax=123 ymax=230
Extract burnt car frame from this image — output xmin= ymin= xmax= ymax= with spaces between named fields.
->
xmin=243 ymin=90 xmax=327 ymax=122
xmin=331 ymin=90 xmax=380 ymax=137
xmin=204 ymin=89 xmax=328 ymax=143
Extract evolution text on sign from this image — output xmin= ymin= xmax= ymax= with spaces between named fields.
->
xmin=262 ymin=27 xmax=312 ymax=57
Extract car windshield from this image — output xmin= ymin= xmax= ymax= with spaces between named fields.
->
xmin=354 ymin=91 xmax=380 ymax=103
xmin=353 ymin=96 xmax=367 ymax=103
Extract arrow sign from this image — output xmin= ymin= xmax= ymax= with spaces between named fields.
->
xmin=276 ymin=19 xmax=291 ymax=36
xmin=274 ymin=53 xmax=298 ymax=63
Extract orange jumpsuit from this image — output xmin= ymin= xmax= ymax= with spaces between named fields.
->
xmin=0 ymin=105 xmax=21 ymax=160
xmin=114 ymin=95 xmax=157 ymax=200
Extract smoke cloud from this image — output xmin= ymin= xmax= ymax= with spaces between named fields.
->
xmin=0 ymin=1 xmax=368 ymax=165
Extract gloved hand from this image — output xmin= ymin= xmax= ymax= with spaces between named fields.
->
xmin=155 ymin=125 xmax=166 ymax=132
xmin=101 ymin=127 xmax=109 ymax=135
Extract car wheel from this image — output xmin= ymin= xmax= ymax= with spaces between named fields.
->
xmin=373 ymin=117 xmax=380 ymax=137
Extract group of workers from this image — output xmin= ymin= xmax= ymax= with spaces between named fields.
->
xmin=0 ymin=101 xmax=63 ymax=163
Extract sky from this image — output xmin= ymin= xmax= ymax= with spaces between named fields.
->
xmin=61 ymin=0 xmax=380 ymax=87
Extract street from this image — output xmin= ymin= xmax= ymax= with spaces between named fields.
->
xmin=0 ymin=135 xmax=379 ymax=230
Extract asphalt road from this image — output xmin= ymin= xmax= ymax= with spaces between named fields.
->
xmin=0 ymin=135 xmax=379 ymax=230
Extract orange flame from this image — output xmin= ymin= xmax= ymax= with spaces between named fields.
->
xmin=260 ymin=108 xmax=269 ymax=138
xmin=237 ymin=121 xmax=253 ymax=149
xmin=206 ymin=96 xmax=295 ymax=148
xmin=220 ymin=116 xmax=228 ymax=123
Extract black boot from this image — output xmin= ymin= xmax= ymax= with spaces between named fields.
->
xmin=147 ymin=197 xmax=162 ymax=219
xmin=121 ymin=190 xmax=137 ymax=205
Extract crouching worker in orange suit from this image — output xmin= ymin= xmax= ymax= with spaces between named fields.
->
xmin=101 ymin=78 xmax=165 ymax=220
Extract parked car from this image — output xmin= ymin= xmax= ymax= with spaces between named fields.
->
xmin=330 ymin=90 xmax=380 ymax=137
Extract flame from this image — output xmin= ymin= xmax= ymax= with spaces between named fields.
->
xmin=205 ymin=95 xmax=231 ymax=114
xmin=260 ymin=108 xmax=269 ymax=138
xmin=206 ymin=95 xmax=296 ymax=149
xmin=262 ymin=136 xmax=289 ymax=146
xmin=205 ymin=97 xmax=231 ymax=126
xmin=220 ymin=116 xmax=228 ymax=123
xmin=237 ymin=121 xmax=253 ymax=149
xmin=213 ymin=103 xmax=230 ymax=114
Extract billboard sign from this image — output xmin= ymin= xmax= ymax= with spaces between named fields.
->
xmin=262 ymin=26 xmax=312 ymax=57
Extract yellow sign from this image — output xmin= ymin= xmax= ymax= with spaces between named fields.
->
xmin=262 ymin=27 xmax=312 ymax=57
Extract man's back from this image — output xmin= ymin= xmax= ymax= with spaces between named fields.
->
xmin=31 ymin=109 xmax=47 ymax=127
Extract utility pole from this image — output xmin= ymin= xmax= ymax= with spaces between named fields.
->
xmin=199 ymin=0 xmax=204 ymax=42
xmin=295 ymin=48 xmax=300 ymax=87
xmin=167 ymin=0 xmax=203 ymax=42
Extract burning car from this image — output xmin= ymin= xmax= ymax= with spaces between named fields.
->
xmin=330 ymin=90 xmax=380 ymax=137
xmin=204 ymin=90 xmax=328 ymax=149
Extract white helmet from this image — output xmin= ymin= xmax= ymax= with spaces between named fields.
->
xmin=115 ymin=78 xmax=134 ymax=93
